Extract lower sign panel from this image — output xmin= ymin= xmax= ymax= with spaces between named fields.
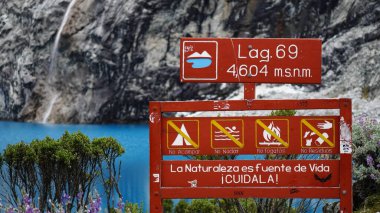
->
xmin=162 ymin=160 xmax=339 ymax=188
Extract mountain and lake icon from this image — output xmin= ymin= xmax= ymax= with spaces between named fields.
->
xmin=186 ymin=51 xmax=212 ymax=68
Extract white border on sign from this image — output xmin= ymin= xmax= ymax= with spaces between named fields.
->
xmin=182 ymin=41 xmax=218 ymax=81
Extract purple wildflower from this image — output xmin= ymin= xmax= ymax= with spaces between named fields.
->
xmin=357 ymin=115 xmax=365 ymax=126
xmin=23 ymin=194 xmax=32 ymax=205
xmin=366 ymin=155 xmax=374 ymax=167
xmin=6 ymin=208 xmax=14 ymax=213
xmin=117 ymin=198 xmax=125 ymax=210
xmin=76 ymin=191 xmax=83 ymax=200
xmin=89 ymin=195 xmax=102 ymax=213
xmin=25 ymin=205 xmax=33 ymax=213
xmin=61 ymin=192 xmax=71 ymax=205
xmin=377 ymin=164 xmax=380 ymax=169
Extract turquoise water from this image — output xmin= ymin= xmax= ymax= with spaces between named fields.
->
xmin=0 ymin=121 xmax=149 ymax=209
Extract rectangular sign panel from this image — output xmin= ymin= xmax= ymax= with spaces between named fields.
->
xmin=163 ymin=116 xmax=339 ymax=155
xmin=180 ymin=38 xmax=322 ymax=83
xmin=150 ymin=99 xmax=353 ymax=212
xmin=162 ymin=160 xmax=339 ymax=188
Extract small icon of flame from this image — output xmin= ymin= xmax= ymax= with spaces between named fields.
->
xmin=263 ymin=122 xmax=281 ymax=142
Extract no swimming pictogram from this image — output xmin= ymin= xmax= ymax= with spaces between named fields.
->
xmin=211 ymin=119 xmax=244 ymax=149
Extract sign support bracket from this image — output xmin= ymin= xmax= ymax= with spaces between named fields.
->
xmin=244 ymin=83 xmax=255 ymax=100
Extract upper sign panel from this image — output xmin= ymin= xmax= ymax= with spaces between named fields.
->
xmin=180 ymin=38 xmax=322 ymax=83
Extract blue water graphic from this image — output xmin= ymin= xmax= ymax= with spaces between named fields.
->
xmin=186 ymin=58 xmax=212 ymax=68
xmin=0 ymin=121 xmax=149 ymax=210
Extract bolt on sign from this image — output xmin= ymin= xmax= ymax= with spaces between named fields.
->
xmin=181 ymin=38 xmax=322 ymax=83
xmin=150 ymin=38 xmax=352 ymax=213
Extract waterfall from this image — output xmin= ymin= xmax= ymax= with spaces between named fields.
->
xmin=43 ymin=0 xmax=77 ymax=123
xmin=49 ymin=0 xmax=78 ymax=73
xmin=42 ymin=94 xmax=59 ymax=123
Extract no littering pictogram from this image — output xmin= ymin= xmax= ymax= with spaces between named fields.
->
xmin=167 ymin=120 xmax=199 ymax=149
xmin=301 ymin=119 xmax=335 ymax=148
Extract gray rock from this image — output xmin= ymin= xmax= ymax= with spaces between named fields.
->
xmin=0 ymin=0 xmax=379 ymax=123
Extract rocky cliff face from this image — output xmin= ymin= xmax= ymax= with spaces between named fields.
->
xmin=0 ymin=0 xmax=379 ymax=123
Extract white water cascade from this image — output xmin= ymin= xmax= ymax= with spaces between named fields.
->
xmin=49 ymin=0 xmax=78 ymax=73
xmin=42 ymin=94 xmax=59 ymax=123
xmin=43 ymin=0 xmax=77 ymax=123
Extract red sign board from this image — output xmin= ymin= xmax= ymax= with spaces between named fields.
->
xmin=162 ymin=160 xmax=339 ymax=187
xmin=163 ymin=116 xmax=340 ymax=155
xmin=181 ymin=38 xmax=322 ymax=83
xmin=150 ymin=99 xmax=353 ymax=212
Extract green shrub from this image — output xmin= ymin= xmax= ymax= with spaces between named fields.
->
xmin=174 ymin=200 xmax=190 ymax=213
xmin=270 ymin=109 xmax=296 ymax=116
xmin=0 ymin=131 xmax=125 ymax=212
xmin=163 ymin=199 xmax=173 ymax=212
xmin=187 ymin=199 xmax=219 ymax=213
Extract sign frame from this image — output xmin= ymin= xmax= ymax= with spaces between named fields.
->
xmin=149 ymin=98 xmax=352 ymax=212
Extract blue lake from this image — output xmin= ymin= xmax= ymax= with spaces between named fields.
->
xmin=0 ymin=121 xmax=149 ymax=210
